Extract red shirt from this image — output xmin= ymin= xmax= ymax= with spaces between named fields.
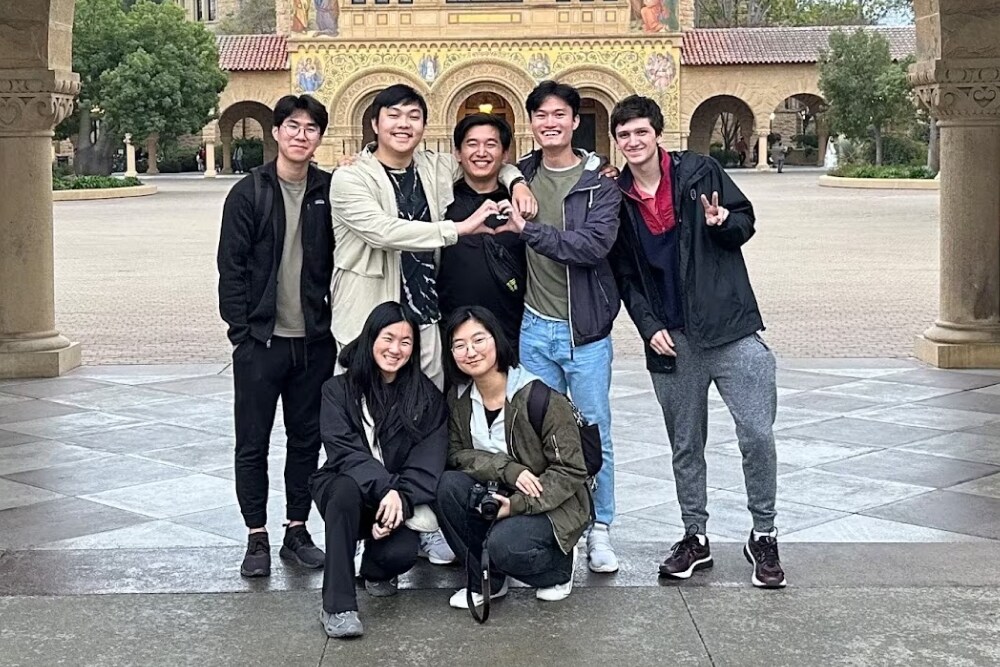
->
xmin=628 ymin=149 xmax=675 ymax=236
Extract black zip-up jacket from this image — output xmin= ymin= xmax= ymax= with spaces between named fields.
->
xmin=217 ymin=160 xmax=334 ymax=346
xmin=611 ymin=150 xmax=763 ymax=373
xmin=313 ymin=374 xmax=448 ymax=514
xmin=517 ymin=149 xmax=622 ymax=346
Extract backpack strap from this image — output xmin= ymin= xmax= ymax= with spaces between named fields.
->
xmin=251 ymin=167 xmax=273 ymax=236
xmin=527 ymin=380 xmax=551 ymax=442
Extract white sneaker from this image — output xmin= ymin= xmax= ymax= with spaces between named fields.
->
xmin=449 ymin=579 xmax=509 ymax=609
xmin=418 ymin=529 xmax=456 ymax=565
xmin=587 ymin=523 xmax=620 ymax=573
xmin=537 ymin=545 xmax=577 ymax=601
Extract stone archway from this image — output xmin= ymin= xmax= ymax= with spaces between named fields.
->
xmin=0 ymin=0 xmax=82 ymax=377
xmin=435 ymin=60 xmax=534 ymax=154
xmin=558 ymin=67 xmax=633 ymax=165
xmin=218 ymin=100 xmax=276 ymax=173
xmin=688 ymin=95 xmax=756 ymax=166
xmin=767 ymin=93 xmax=828 ymax=166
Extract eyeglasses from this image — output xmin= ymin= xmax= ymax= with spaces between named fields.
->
xmin=281 ymin=121 xmax=322 ymax=139
xmin=451 ymin=334 xmax=494 ymax=357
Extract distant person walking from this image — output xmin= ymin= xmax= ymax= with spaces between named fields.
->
xmin=233 ymin=144 xmax=245 ymax=174
xmin=770 ymin=140 xmax=786 ymax=173
xmin=736 ymin=135 xmax=748 ymax=168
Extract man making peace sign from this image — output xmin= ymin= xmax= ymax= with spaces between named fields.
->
xmin=607 ymin=95 xmax=785 ymax=589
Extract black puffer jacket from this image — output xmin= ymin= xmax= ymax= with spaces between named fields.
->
xmin=313 ymin=374 xmax=448 ymax=514
xmin=217 ymin=160 xmax=333 ymax=345
xmin=611 ymin=150 xmax=763 ymax=373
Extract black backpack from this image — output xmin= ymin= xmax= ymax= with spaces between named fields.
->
xmin=525 ymin=380 xmax=603 ymax=478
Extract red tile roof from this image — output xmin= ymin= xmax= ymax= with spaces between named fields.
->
xmin=217 ymin=34 xmax=289 ymax=72
xmin=214 ymin=27 xmax=916 ymax=72
xmin=682 ymin=25 xmax=916 ymax=66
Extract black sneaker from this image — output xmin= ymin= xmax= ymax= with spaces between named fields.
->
xmin=241 ymin=532 xmax=271 ymax=578
xmin=744 ymin=530 xmax=787 ymax=589
xmin=279 ymin=525 xmax=325 ymax=569
xmin=658 ymin=525 xmax=713 ymax=579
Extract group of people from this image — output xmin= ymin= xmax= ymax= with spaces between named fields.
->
xmin=217 ymin=81 xmax=785 ymax=641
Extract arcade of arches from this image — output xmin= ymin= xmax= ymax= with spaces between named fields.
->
xmin=3 ymin=0 xmax=1000 ymax=376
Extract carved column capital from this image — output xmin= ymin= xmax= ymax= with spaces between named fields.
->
xmin=0 ymin=69 xmax=80 ymax=137
xmin=910 ymin=59 xmax=1000 ymax=122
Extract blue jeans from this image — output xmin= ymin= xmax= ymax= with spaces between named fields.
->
xmin=519 ymin=310 xmax=615 ymax=526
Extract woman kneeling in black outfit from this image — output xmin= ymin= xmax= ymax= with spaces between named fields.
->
xmin=310 ymin=302 xmax=448 ymax=638
xmin=435 ymin=306 xmax=591 ymax=609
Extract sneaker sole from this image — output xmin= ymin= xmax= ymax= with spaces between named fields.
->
xmin=279 ymin=545 xmax=323 ymax=570
xmin=240 ymin=566 xmax=270 ymax=578
xmin=743 ymin=545 xmax=787 ymax=589
xmin=658 ymin=555 xmax=713 ymax=579
xmin=587 ymin=559 xmax=619 ymax=574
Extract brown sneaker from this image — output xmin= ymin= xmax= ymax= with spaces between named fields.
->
xmin=744 ymin=530 xmax=787 ymax=589
xmin=658 ymin=525 xmax=713 ymax=579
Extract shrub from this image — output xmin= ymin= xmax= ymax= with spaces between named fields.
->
xmin=792 ymin=134 xmax=819 ymax=149
xmin=710 ymin=147 xmax=740 ymax=167
xmin=863 ymin=135 xmax=927 ymax=166
xmin=53 ymin=175 xmax=143 ymax=190
xmin=829 ymin=164 xmax=935 ymax=179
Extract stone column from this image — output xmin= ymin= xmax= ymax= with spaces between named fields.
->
xmin=123 ymin=134 xmax=137 ymax=177
xmin=145 ymin=134 xmax=160 ymax=175
xmin=910 ymin=1 xmax=1000 ymax=367
xmin=0 ymin=68 xmax=82 ymax=378
xmin=203 ymin=123 xmax=218 ymax=178
xmin=204 ymin=141 xmax=217 ymax=177
xmin=755 ymin=131 xmax=769 ymax=171
xmin=680 ymin=132 xmax=689 ymax=150
xmin=221 ymin=133 xmax=233 ymax=175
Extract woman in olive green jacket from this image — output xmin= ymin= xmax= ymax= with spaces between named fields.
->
xmin=434 ymin=306 xmax=592 ymax=609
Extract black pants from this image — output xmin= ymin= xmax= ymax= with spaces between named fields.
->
xmin=434 ymin=471 xmax=572 ymax=594
xmin=233 ymin=335 xmax=335 ymax=529
xmin=311 ymin=473 xmax=420 ymax=614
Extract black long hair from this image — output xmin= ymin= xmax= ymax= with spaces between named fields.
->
xmin=443 ymin=306 xmax=519 ymax=386
xmin=338 ymin=302 xmax=427 ymax=440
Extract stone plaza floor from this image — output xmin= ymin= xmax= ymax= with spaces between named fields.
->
xmin=4 ymin=169 xmax=997 ymax=665
xmin=2 ymin=357 xmax=1000 ymax=665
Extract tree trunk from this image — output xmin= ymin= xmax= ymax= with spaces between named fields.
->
xmin=74 ymin=108 xmax=115 ymax=176
xmin=873 ymin=126 xmax=883 ymax=166
xmin=927 ymin=116 xmax=940 ymax=174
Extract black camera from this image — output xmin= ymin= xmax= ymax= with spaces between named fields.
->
xmin=469 ymin=481 xmax=502 ymax=521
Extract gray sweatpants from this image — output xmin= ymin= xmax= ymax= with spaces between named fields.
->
xmin=650 ymin=331 xmax=778 ymax=534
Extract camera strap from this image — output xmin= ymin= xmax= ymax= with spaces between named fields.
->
xmin=466 ymin=522 xmax=495 ymax=624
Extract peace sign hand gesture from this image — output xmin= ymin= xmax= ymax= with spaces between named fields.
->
xmin=700 ymin=191 xmax=730 ymax=227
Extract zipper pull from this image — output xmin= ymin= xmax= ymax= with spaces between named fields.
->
xmin=266 ymin=338 xmax=272 ymax=349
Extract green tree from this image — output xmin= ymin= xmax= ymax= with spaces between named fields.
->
xmin=695 ymin=0 xmax=912 ymax=27
xmin=216 ymin=0 xmax=277 ymax=34
xmin=63 ymin=0 xmax=227 ymax=175
xmin=819 ymin=28 xmax=916 ymax=165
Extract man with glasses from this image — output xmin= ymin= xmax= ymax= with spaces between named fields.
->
xmin=218 ymin=94 xmax=335 ymax=579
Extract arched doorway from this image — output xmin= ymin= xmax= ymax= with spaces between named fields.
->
xmin=768 ymin=93 xmax=828 ymax=167
xmin=456 ymin=92 xmax=517 ymax=153
xmin=688 ymin=95 xmax=756 ymax=167
xmin=218 ymin=101 xmax=277 ymax=174
xmin=573 ymin=98 xmax=611 ymax=160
